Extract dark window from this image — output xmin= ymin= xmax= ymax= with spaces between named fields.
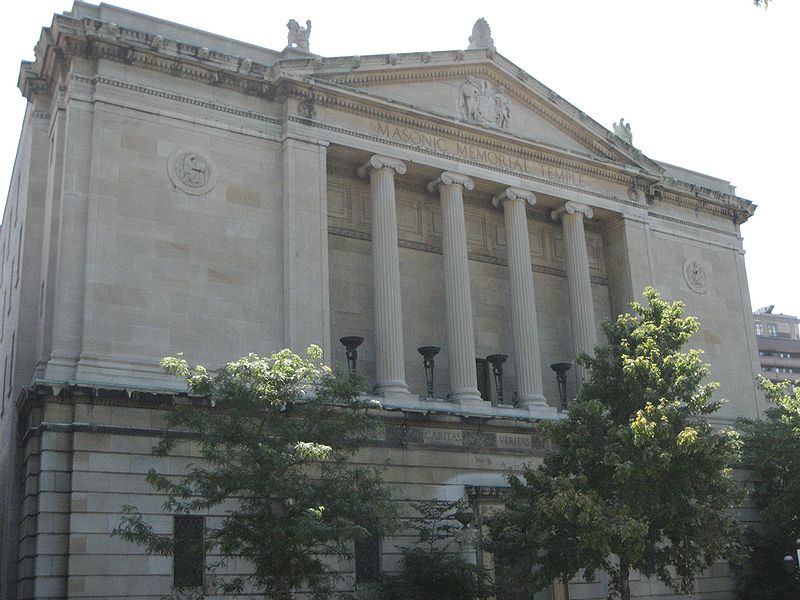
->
xmin=355 ymin=521 xmax=381 ymax=584
xmin=476 ymin=358 xmax=489 ymax=401
xmin=174 ymin=515 xmax=204 ymax=588
xmin=7 ymin=332 xmax=15 ymax=401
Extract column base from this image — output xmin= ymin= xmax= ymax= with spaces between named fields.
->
xmin=374 ymin=381 xmax=413 ymax=401
xmin=447 ymin=388 xmax=484 ymax=406
xmin=516 ymin=393 xmax=549 ymax=408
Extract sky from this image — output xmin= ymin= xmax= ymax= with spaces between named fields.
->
xmin=2 ymin=0 xmax=798 ymax=317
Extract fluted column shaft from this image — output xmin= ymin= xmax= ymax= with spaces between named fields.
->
xmin=493 ymin=188 xmax=546 ymax=407
xmin=553 ymin=201 xmax=597 ymax=386
xmin=428 ymin=172 xmax=482 ymax=403
xmin=359 ymin=155 xmax=409 ymax=396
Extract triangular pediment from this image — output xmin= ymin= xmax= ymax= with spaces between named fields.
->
xmin=294 ymin=51 xmax=662 ymax=175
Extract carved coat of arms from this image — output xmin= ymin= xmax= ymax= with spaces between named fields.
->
xmin=458 ymin=76 xmax=510 ymax=129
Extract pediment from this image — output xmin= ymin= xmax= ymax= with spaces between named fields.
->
xmin=302 ymin=53 xmax=662 ymax=175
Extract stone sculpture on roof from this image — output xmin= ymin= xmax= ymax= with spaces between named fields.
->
xmin=468 ymin=18 xmax=495 ymax=51
xmin=613 ymin=118 xmax=633 ymax=144
xmin=287 ymin=19 xmax=312 ymax=51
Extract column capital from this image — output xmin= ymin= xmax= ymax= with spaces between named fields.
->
xmin=357 ymin=154 xmax=407 ymax=178
xmin=427 ymin=171 xmax=475 ymax=194
xmin=492 ymin=187 xmax=536 ymax=209
xmin=551 ymin=201 xmax=593 ymax=222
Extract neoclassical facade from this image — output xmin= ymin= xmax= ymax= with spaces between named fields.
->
xmin=0 ymin=2 xmax=763 ymax=599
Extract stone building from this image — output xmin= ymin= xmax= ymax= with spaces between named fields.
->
xmin=0 ymin=2 xmax=764 ymax=599
xmin=753 ymin=306 xmax=800 ymax=382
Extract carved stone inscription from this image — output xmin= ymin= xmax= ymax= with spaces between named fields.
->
xmin=381 ymin=424 xmax=546 ymax=453
xmin=373 ymin=120 xmax=584 ymax=188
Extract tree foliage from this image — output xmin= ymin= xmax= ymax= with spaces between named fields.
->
xmin=115 ymin=346 xmax=395 ymax=600
xmin=377 ymin=499 xmax=492 ymax=600
xmin=485 ymin=288 xmax=742 ymax=600
xmin=737 ymin=377 xmax=800 ymax=599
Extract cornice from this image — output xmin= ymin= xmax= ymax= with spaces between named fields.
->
xmin=17 ymin=12 xmax=755 ymax=225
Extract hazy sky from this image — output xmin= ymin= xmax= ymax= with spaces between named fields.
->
xmin=2 ymin=1 xmax=798 ymax=317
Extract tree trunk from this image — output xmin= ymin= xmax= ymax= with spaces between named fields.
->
xmin=619 ymin=557 xmax=631 ymax=600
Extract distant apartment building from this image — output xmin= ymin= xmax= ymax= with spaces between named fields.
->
xmin=754 ymin=305 xmax=800 ymax=382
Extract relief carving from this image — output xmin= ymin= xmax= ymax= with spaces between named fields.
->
xmin=168 ymin=150 xmax=217 ymax=196
xmin=612 ymin=118 xmax=633 ymax=144
xmin=684 ymin=259 xmax=708 ymax=294
xmin=458 ymin=77 xmax=511 ymax=129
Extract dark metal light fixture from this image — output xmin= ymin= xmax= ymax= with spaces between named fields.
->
xmin=550 ymin=362 xmax=572 ymax=410
xmin=339 ymin=336 xmax=364 ymax=374
xmin=454 ymin=509 xmax=473 ymax=529
xmin=417 ymin=346 xmax=441 ymax=398
xmin=487 ymin=354 xmax=508 ymax=405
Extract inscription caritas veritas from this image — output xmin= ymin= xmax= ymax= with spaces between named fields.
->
xmin=373 ymin=121 xmax=584 ymax=188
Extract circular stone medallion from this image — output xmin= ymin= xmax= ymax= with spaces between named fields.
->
xmin=683 ymin=259 xmax=708 ymax=294
xmin=167 ymin=149 xmax=217 ymax=195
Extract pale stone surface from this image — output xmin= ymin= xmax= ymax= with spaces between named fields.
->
xmin=492 ymin=188 xmax=546 ymax=407
xmin=428 ymin=172 xmax=482 ymax=404
xmin=359 ymin=155 xmax=410 ymax=397
xmin=0 ymin=4 xmax=762 ymax=599
xmin=552 ymin=201 xmax=597 ymax=388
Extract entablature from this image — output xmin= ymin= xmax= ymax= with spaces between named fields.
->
xmin=17 ymin=7 xmax=755 ymax=226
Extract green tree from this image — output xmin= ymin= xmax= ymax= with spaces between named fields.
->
xmin=377 ymin=499 xmax=492 ymax=600
xmin=115 ymin=346 xmax=396 ymax=600
xmin=485 ymin=288 xmax=742 ymax=600
xmin=737 ymin=377 xmax=800 ymax=599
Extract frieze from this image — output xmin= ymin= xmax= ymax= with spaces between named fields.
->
xmin=382 ymin=423 xmax=546 ymax=453
xmin=373 ymin=120 xmax=585 ymax=188
xmin=24 ymin=14 xmax=753 ymax=224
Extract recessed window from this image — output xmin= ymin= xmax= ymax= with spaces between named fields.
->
xmin=355 ymin=521 xmax=381 ymax=584
xmin=174 ymin=515 xmax=204 ymax=588
xmin=755 ymin=323 xmax=763 ymax=336
xmin=768 ymin=323 xmax=778 ymax=337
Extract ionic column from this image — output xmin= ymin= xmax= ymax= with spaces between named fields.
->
xmin=492 ymin=188 xmax=547 ymax=407
xmin=358 ymin=155 xmax=410 ymax=397
xmin=552 ymin=201 xmax=597 ymax=386
xmin=428 ymin=172 xmax=482 ymax=404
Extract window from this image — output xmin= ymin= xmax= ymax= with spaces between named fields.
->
xmin=7 ymin=332 xmax=15 ymax=401
xmin=174 ymin=515 xmax=204 ymax=588
xmin=768 ymin=323 xmax=779 ymax=337
xmin=755 ymin=322 xmax=763 ymax=336
xmin=354 ymin=521 xmax=381 ymax=584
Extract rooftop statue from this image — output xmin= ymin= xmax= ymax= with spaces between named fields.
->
xmin=468 ymin=18 xmax=495 ymax=51
xmin=287 ymin=19 xmax=312 ymax=52
xmin=613 ymin=118 xmax=633 ymax=144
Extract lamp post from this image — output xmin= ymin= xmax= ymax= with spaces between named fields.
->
xmin=550 ymin=362 xmax=572 ymax=410
xmin=782 ymin=538 xmax=800 ymax=574
xmin=417 ymin=346 xmax=441 ymax=398
xmin=487 ymin=354 xmax=508 ymax=405
xmin=339 ymin=336 xmax=364 ymax=375
xmin=454 ymin=508 xmax=477 ymax=565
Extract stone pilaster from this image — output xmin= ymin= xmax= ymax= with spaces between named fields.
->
xmin=281 ymin=133 xmax=331 ymax=360
xmin=358 ymin=155 xmax=410 ymax=397
xmin=552 ymin=201 xmax=597 ymax=387
xmin=428 ymin=172 xmax=482 ymax=404
xmin=492 ymin=188 xmax=547 ymax=407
